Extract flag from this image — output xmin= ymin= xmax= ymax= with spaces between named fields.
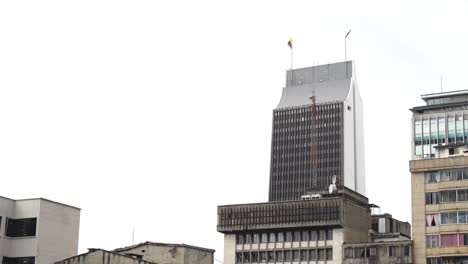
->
xmin=288 ymin=38 xmax=292 ymax=49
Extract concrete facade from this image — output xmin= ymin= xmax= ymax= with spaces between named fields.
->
xmin=113 ymin=242 xmax=214 ymax=264
xmin=410 ymin=90 xmax=468 ymax=264
xmin=0 ymin=196 xmax=80 ymax=264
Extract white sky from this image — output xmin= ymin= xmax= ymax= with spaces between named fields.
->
xmin=1 ymin=0 xmax=468 ymax=261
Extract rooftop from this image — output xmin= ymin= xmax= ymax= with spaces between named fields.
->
xmin=113 ymin=241 xmax=215 ymax=253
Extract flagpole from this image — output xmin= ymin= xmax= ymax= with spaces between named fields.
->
xmin=344 ymin=29 xmax=351 ymax=62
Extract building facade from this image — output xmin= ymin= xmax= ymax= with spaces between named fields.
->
xmin=410 ymin=90 xmax=468 ymax=264
xmin=269 ymin=61 xmax=365 ymax=202
xmin=0 ymin=196 xmax=81 ymax=264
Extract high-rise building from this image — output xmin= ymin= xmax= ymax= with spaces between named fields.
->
xmin=0 ymin=196 xmax=80 ymax=264
xmin=269 ymin=61 xmax=365 ymax=201
xmin=410 ymin=90 xmax=468 ymax=264
xmin=217 ymin=61 xmax=412 ymax=264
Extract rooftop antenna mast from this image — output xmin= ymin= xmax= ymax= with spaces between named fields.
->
xmin=310 ymin=82 xmax=318 ymax=188
xmin=440 ymin=75 xmax=443 ymax=93
xmin=345 ymin=29 xmax=351 ymax=62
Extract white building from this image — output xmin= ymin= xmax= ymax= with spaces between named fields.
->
xmin=0 ymin=196 xmax=80 ymax=264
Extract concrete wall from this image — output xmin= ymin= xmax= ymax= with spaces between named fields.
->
xmin=343 ymin=200 xmax=370 ymax=243
xmin=37 ymin=199 xmax=80 ymax=264
xmin=182 ymin=247 xmax=213 ymax=264
xmin=224 ymin=234 xmax=236 ymax=264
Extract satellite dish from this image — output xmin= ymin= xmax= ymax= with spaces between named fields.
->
xmin=329 ymin=175 xmax=337 ymax=194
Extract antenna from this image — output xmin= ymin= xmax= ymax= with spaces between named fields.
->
xmin=344 ymin=29 xmax=351 ymax=62
xmin=132 ymin=225 xmax=135 ymax=245
xmin=440 ymin=75 xmax=443 ymax=93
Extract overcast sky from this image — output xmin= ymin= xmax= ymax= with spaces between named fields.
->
xmin=1 ymin=0 xmax=468 ymax=261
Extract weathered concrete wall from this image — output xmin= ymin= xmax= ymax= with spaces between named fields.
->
xmin=223 ymin=234 xmax=235 ymax=264
xmin=343 ymin=200 xmax=370 ymax=243
xmin=182 ymin=247 xmax=213 ymax=264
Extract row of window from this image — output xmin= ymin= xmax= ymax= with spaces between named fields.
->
xmin=235 ymin=248 xmax=333 ymax=263
xmin=425 ymin=168 xmax=468 ymax=183
xmin=0 ymin=217 xmax=37 ymax=238
xmin=425 ymin=189 xmax=468 ymax=204
xmin=427 ymin=256 xmax=468 ymax=264
xmin=426 ymin=211 xmax=468 ymax=226
xmin=3 ymin=257 xmax=35 ymax=264
xmin=427 ymin=233 xmax=468 ymax=248
xmin=344 ymin=245 xmax=410 ymax=259
xmin=236 ymin=230 xmax=333 ymax=244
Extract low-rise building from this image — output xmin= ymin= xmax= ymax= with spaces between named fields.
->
xmin=0 ymin=196 xmax=81 ymax=264
xmin=55 ymin=242 xmax=215 ymax=264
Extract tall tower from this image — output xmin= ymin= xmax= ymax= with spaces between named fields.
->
xmin=268 ymin=61 xmax=366 ymax=201
xmin=410 ymin=90 xmax=468 ymax=264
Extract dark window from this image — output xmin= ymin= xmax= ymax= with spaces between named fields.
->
xmin=318 ymin=230 xmax=326 ymax=240
xmin=259 ymin=252 xmax=266 ymax=263
xmin=275 ymin=251 xmax=283 ymax=262
xmin=389 ymin=246 xmax=399 ymax=257
xmin=236 ymin=234 xmax=244 ymax=244
xmin=285 ymin=231 xmax=293 ymax=242
xmin=310 ymin=230 xmax=317 ymax=241
xmin=245 ymin=234 xmax=252 ymax=244
xmin=326 ymin=248 xmax=333 ymax=260
xmin=5 ymin=218 xmax=37 ymax=237
xmin=253 ymin=233 xmax=259 ymax=243
xmin=261 ymin=233 xmax=268 ymax=243
xmin=309 ymin=249 xmax=316 ymax=260
xmin=404 ymin=245 xmax=410 ymax=256
xmin=318 ymin=249 xmax=325 ymax=260
xmin=267 ymin=252 xmax=274 ymax=262
xmin=301 ymin=230 xmax=309 ymax=241
xmin=344 ymin=248 xmax=353 ymax=258
xmin=236 ymin=253 xmax=242 ymax=263
xmin=293 ymin=231 xmax=301 ymax=242
xmin=251 ymin=252 xmax=258 ymax=262
xmin=292 ymin=250 xmax=300 ymax=261
xmin=2 ymin=257 xmax=35 ymax=264
xmin=326 ymin=229 xmax=333 ymax=240
xmin=284 ymin=251 xmax=291 ymax=261
xmin=243 ymin=253 xmax=250 ymax=263
xmin=300 ymin=250 xmax=307 ymax=261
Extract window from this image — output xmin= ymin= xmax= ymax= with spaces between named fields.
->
xmin=368 ymin=247 xmax=377 ymax=257
xmin=259 ymin=252 xmax=266 ymax=263
xmin=404 ymin=245 xmax=410 ymax=256
xmin=2 ymin=257 xmax=35 ymax=264
xmin=426 ymin=214 xmax=439 ymax=226
xmin=389 ymin=246 xmax=399 ymax=257
xmin=427 ymin=257 xmax=442 ymax=264
xmin=308 ymin=249 xmax=316 ymax=261
xmin=251 ymin=252 xmax=258 ymax=262
xmin=285 ymin=231 xmax=292 ymax=242
xmin=326 ymin=229 xmax=333 ymax=240
xmin=267 ymin=252 xmax=274 ymax=262
xmin=236 ymin=253 xmax=242 ymax=263
xmin=245 ymin=234 xmax=252 ymax=244
xmin=427 ymin=235 xmax=439 ymax=248
xmin=300 ymin=250 xmax=307 ymax=261
xmin=237 ymin=234 xmax=244 ymax=244
xmin=292 ymin=250 xmax=300 ymax=261
xmin=301 ymin=230 xmax=309 ymax=241
xmin=5 ymin=218 xmax=37 ymax=237
xmin=441 ymin=212 xmax=457 ymax=225
xmin=459 ymin=211 xmax=467 ymax=224
xmin=261 ymin=233 xmax=268 ymax=243
xmin=253 ymin=233 xmax=259 ymax=244
xmin=458 ymin=189 xmax=468 ymax=202
xmin=344 ymin=248 xmax=353 ymax=258
xmin=277 ymin=232 xmax=284 ymax=242
xmin=441 ymin=190 xmax=457 ymax=203
xmin=275 ymin=251 xmax=283 ymax=262
xmin=318 ymin=230 xmax=326 ymax=240
xmin=326 ymin=248 xmax=333 ymax=260
xmin=318 ymin=249 xmax=325 ymax=260
xmin=354 ymin=248 xmax=364 ymax=258
xmin=243 ymin=252 xmax=250 ymax=263
xmin=310 ymin=230 xmax=317 ymax=241
xmin=426 ymin=192 xmax=439 ymax=205
xmin=284 ymin=251 xmax=291 ymax=261
xmin=293 ymin=231 xmax=301 ymax=242
xmin=440 ymin=234 xmax=459 ymax=247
